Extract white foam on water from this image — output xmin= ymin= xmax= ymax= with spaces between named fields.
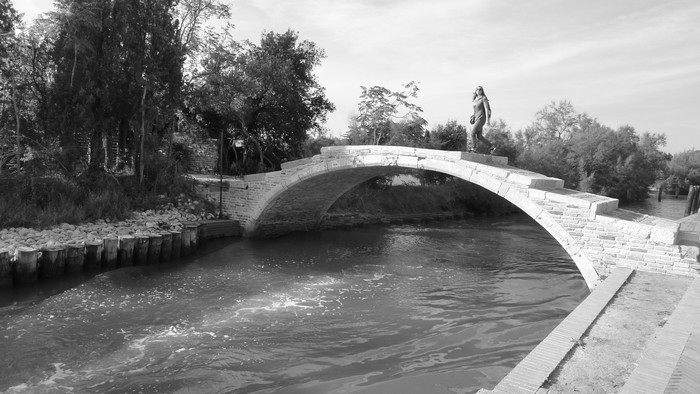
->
xmin=5 ymin=363 xmax=75 ymax=393
xmin=203 ymin=275 xmax=345 ymax=325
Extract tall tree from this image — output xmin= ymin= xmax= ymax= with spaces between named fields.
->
xmin=173 ymin=0 xmax=230 ymax=60
xmin=188 ymin=29 xmax=334 ymax=173
xmin=48 ymin=0 xmax=183 ymax=177
xmin=0 ymin=0 xmax=21 ymax=174
xmin=355 ymin=81 xmax=424 ymax=145
xmin=518 ymin=100 xmax=578 ymax=146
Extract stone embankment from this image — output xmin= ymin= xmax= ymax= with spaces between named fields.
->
xmin=0 ymin=207 xmax=239 ymax=287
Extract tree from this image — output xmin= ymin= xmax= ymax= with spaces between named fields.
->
xmin=173 ymin=0 xmax=230 ymax=60
xmin=0 ymin=0 xmax=21 ymax=174
xmin=355 ymin=81 xmax=425 ymax=145
xmin=48 ymin=0 xmax=184 ymax=179
xmin=516 ymin=138 xmax=579 ymax=188
xmin=662 ymin=149 xmax=700 ymax=194
xmin=429 ymin=120 xmax=466 ymax=151
xmin=386 ymin=117 xmax=428 ymax=147
xmin=483 ymin=119 xmax=518 ymax=161
xmin=519 ymin=100 xmax=578 ymax=147
xmin=187 ymin=29 xmax=334 ymax=173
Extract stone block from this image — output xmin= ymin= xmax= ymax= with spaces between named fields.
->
xmin=281 ymin=157 xmax=312 ymax=170
xmin=243 ymin=173 xmax=267 ymax=182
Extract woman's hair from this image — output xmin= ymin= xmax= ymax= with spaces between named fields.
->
xmin=472 ymin=86 xmax=486 ymax=100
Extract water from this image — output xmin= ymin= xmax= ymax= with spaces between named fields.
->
xmin=622 ymin=195 xmax=689 ymax=220
xmin=0 ymin=216 xmax=589 ymax=394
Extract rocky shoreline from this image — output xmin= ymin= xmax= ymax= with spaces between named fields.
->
xmin=0 ymin=207 xmax=209 ymax=257
xmin=0 ymin=204 xmax=226 ymax=287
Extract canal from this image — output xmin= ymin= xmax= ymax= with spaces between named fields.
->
xmin=0 ymin=196 xmax=688 ymax=393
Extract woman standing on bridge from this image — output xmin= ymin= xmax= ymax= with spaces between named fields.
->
xmin=468 ymin=86 xmax=496 ymax=154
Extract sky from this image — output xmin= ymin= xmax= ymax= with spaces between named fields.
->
xmin=15 ymin=0 xmax=700 ymax=153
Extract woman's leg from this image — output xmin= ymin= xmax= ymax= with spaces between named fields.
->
xmin=467 ymin=128 xmax=477 ymax=151
xmin=477 ymin=132 xmax=492 ymax=149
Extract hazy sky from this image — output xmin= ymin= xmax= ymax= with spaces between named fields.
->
xmin=15 ymin=0 xmax=700 ymax=153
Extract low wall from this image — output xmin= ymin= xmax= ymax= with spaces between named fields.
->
xmin=0 ymin=219 xmax=240 ymax=287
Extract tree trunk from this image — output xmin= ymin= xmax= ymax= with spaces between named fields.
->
xmin=139 ymin=86 xmax=147 ymax=183
xmin=237 ymin=122 xmax=264 ymax=171
xmin=11 ymin=86 xmax=20 ymax=174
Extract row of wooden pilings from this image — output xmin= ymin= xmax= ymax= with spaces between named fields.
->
xmin=0 ymin=223 xmax=203 ymax=287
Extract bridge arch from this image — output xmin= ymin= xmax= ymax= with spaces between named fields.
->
xmin=243 ymin=146 xmax=601 ymax=288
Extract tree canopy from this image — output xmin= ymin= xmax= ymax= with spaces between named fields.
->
xmin=185 ymin=29 xmax=334 ymax=173
xmin=0 ymin=0 xmax=334 ymax=179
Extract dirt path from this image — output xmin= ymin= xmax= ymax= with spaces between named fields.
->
xmin=541 ymin=271 xmax=693 ymax=393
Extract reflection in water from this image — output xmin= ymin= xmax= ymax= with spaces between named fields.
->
xmin=0 ymin=215 xmax=588 ymax=394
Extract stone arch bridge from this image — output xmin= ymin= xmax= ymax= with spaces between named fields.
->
xmin=191 ymin=146 xmax=700 ymax=289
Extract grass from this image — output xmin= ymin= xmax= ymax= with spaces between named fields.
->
xmin=0 ymin=172 xmax=215 ymax=229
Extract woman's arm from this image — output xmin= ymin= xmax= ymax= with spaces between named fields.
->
xmin=484 ymin=97 xmax=491 ymax=126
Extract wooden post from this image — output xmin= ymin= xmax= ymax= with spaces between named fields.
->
xmin=170 ymin=231 xmax=182 ymax=259
xmin=84 ymin=240 xmax=104 ymax=270
xmin=181 ymin=227 xmax=192 ymax=256
xmin=133 ymin=235 xmax=150 ymax=265
xmin=657 ymin=185 xmax=662 ymax=202
xmin=685 ymin=186 xmax=698 ymax=216
xmin=40 ymin=247 xmax=66 ymax=278
xmin=102 ymin=237 xmax=119 ymax=269
xmin=65 ymin=244 xmax=85 ymax=273
xmin=0 ymin=249 xmax=12 ymax=287
xmin=13 ymin=247 xmax=39 ymax=284
xmin=160 ymin=232 xmax=173 ymax=262
xmin=118 ymin=235 xmax=135 ymax=266
xmin=187 ymin=224 xmax=199 ymax=251
xmin=147 ymin=234 xmax=162 ymax=264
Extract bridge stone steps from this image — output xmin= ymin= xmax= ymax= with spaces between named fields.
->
xmin=528 ymin=187 xmax=619 ymax=217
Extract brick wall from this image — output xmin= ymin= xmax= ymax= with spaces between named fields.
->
xmin=188 ymin=139 xmax=219 ymax=174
